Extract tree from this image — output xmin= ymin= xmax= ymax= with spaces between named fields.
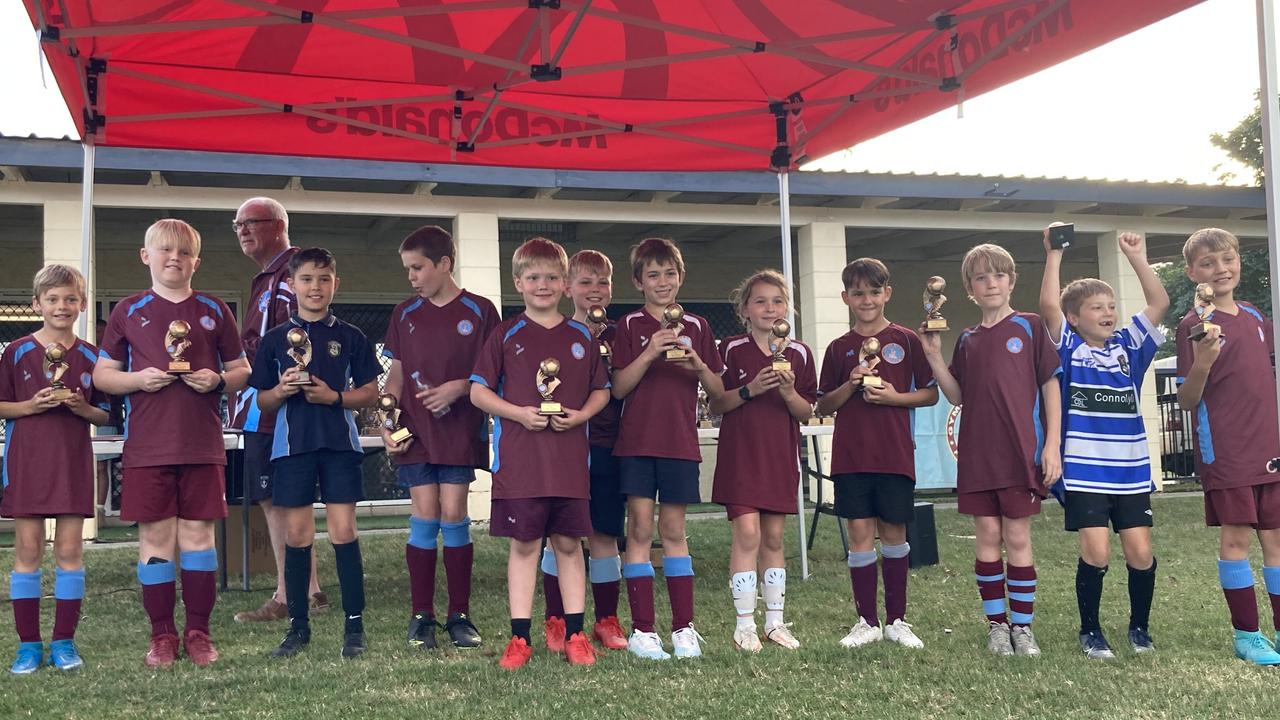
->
xmin=1210 ymin=90 xmax=1263 ymax=184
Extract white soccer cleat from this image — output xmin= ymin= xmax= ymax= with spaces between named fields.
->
xmin=733 ymin=624 xmax=762 ymax=653
xmin=838 ymin=618 xmax=883 ymax=648
xmin=883 ymin=619 xmax=924 ymax=649
xmin=671 ymin=625 xmax=705 ymax=659
xmin=764 ymin=623 xmax=800 ymax=650
xmin=626 ymin=630 xmax=671 ymax=661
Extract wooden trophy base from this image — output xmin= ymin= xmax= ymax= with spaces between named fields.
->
xmin=1189 ymin=321 xmax=1221 ymax=343
xmin=388 ymin=427 xmax=414 ymax=444
xmin=167 ymin=362 xmax=191 ymax=375
xmin=286 ymin=371 xmax=314 ymax=387
xmin=861 ymin=376 xmax=883 ymax=389
xmin=664 ymin=348 xmax=687 ymax=362
xmin=538 ymin=401 xmax=564 ymax=416
xmin=599 ymin=344 xmax=611 ymax=359
xmin=50 ymin=386 xmax=73 ymax=401
xmin=771 ymin=360 xmax=792 ymax=372
xmin=924 ymin=318 xmax=949 ymax=332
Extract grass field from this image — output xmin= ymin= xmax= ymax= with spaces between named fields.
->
xmin=3 ymin=494 xmax=1279 ymax=719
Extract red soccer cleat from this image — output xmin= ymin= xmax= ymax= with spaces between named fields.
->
xmin=565 ymin=632 xmax=597 ymax=666
xmin=592 ymin=616 xmax=628 ymax=650
xmin=499 ymin=636 xmax=533 ymax=671
xmin=544 ymin=616 xmax=566 ymax=653
xmin=144 ymin=633 xmax=179 ymax=668
xmin=183 ymin=630 xmax=220 ymax=667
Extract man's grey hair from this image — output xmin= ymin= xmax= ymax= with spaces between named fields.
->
xmin=239 ymin=196 xmax=289 ymax=235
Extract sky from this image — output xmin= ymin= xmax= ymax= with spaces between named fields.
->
xmin=0 ymin=0 xmax=1266 ymax=186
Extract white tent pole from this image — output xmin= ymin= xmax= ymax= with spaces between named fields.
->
xmin=1257 ymin=0 xmax=1280 ymax=452
xmin=79 ymin=138 xmax=95 ymax=340
xmin=778 ymin=169 xmax=809 ymax=579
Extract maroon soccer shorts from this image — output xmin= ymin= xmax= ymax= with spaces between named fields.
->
xmin=121 ymin=464 xmax=227 ymax=523
xmin=1204 ymin=482 xmax=1280 ymax=530
xmin=489 ymin=497 xmax=592 ymax=541
xmin=723 ymin=504 xmax=788 ymax=521
xmin=957 ymin=486 xmax=1043 ymax=519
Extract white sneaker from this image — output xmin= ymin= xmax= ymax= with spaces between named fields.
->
xmin=764 ymin=623 xmax=800 ymax=650
xmin=883 ymin=619 xmax=924 ymax=649
xmin=733 ymin=624 xmax=762 ymax=653
xmin=838 ymin=618 xmax=883 ymax=648
xmin=987 ymin=621 xmax=1014 ymax=656
xmin=671 ymin=625 xmax=705 ymax=658
xmin=1010 ymin=625 xmax=1041 ymax=657
xmin=627 ymin=630 xmax=671 ymax=660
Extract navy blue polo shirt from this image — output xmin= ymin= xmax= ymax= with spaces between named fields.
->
xmin=248 ymin=311 xmax=381 ymax=461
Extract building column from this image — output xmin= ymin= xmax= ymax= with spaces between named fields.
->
xmin=1096 ymin=230 xmax=1164 ymax=491
xmin=453 ymin=212 xmax=501 ymax=521
xmin=798 ymin=222 xmax=848 ymax=497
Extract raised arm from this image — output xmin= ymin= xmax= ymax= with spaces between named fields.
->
xmin=1117 ymin=232 xmax=1170 ymax=326
xmin=1039 ymin=227 xmax=1065 ymax=341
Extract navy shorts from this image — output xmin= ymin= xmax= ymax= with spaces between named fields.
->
xmin=397 ymin=462 xmax=475 ymax=488
xmin=243 ymin=431 xmax=275 ymax=503
xmin=272 ymin=450 xmax=364 ymax=508
xmin=618 ymin=456 xmax=701 ymax=505
xmin=833 ymin=473 xmax=915 ymax=525
xmin=589 ymin=445 xmax=625 ymax=538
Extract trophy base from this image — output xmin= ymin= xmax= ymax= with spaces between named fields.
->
xmin=771 ymin=360 xmax=792 ymax=372
xmin=664 ymin=348 xmax=687 ymax=362
xmin=1189 ymin=321 xmax=1222 ymax=343
xmin=924 ymin=318 xmax=949 ymax=332
xmin=599 ymin=344 xmax=611 ymax=359
xmin=388 ymin=427 xmax=414 ymax=444
xmin=287 ymin=372 xmax=314 ymax=387
xmin=167 ymin=361 xmax=192 ymax=375
xmin=861 ymin=376 xmax=884 ymax=389
xmin=698 ymin=419 xmax=714 ymax=429
xmin=538 ymin=401 xmax=564 ymax=416
xmin=50 ymin=386 xmax=73 ymax=401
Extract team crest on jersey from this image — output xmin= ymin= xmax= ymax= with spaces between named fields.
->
xmin=257 ymin=289 xmax=270 ymax=313
xmin=457 ymin=319 xmax=474 ymax=336
xmin=882 ymin=343 xmax=905 ymax=365
xmin=1006 ymin=337 xmax=1023 ymax=354
xmin=327 ymin=340 xmax=342 ymax=357
xmin=81 ymin=372 xmax=92 ymax=388
xmin=1117 ymin=354 xmax=1130 ymax=376
xmin=200 ymin=316 xmax=216 ymax=331
xmin=679 ymin=336 xmax=693 ymax=348
xmin=571 ymin=342 xmax=586 ymax=360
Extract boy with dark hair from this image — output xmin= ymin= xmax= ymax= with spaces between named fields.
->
xmin=383 ymin=225 xmax=499 ymax=650
xmin=249 ymin=248 xmax=382 ymax=660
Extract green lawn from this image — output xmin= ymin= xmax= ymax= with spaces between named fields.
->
xmin=3 ymin=495 xmax=1278 ymax=719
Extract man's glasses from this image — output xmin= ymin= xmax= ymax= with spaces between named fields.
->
xmin=232 ymin=218 xmax=276 ymax=232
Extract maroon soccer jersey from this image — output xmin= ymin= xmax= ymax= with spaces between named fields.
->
xmin=99 ymin=290 xmax=245 ymax=469
xmin=230 ymin=246 xmax=297 ymax=432
xmin=818 ymin=324 xmax=935 ymax=479
xmin=470 ymin=314 xmax=610 ymax=500
xmin=948 ymin=312 xmax=1060 ymax=494
xmin=712 ymin=334 xmax=817 ymax=513
xmin=383 ymin=290 xmax=500 ymax=468
xmin=611 ymin=308 xmax=724 ymax=461
xmin=1176 ymin=302 xmax=1280 ymax=490
xmin=588 ymin=321 xmax=621 ymax=449
xmin=0 ymin=336 xmax=108 ymax=518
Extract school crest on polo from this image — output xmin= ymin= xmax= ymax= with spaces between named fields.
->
xmin=200 ymin=316 xmax=216 ymax=331
xmin=457 ymin=319 xmax=474 ymax=336
xmin=327 ymin=340 xmax=342 ymax=357
xmin=882 ymin=343 xmax=905 ymax=365
xmin=1006 ymin=337 xmax=1023 ymax=354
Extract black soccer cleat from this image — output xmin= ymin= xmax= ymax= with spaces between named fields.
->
xmin=445 ymin=612 xmax=482 ymax=649
xmin=341 ymin=631 xmax=367 ymax=659
xmin=407 ymin=613 xmax=439 ymax=649
xmin=270 ymin=627 xmax=311 ymax=659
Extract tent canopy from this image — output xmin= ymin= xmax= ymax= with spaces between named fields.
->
xmin=26 ymin=0 xmax=1203 ymax=172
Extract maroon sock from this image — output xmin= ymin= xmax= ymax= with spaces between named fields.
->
xmin=882 ymin=555 xmax=910 ymax=624
xmin=13 ymin=599 xmax=40 ymax=644
xmin=1006 ymin=564 xmax=1037 ymax=628
xmin=1270 ymin=592 xmax=1280 ymax=633
xmin=666 ymin=575 xmax=695 ymax=631
xmin=405 ymin=545 xmax=437 ymax=617
xmin=1224 ymin=586 xmax=1260 ymax=632
xmin=626 ymin=575 xmax=655 ymax=633
xmin=975 ymin=559 xmax=1007 ymax=624
xmin=142 ymin=582 xmax=177 ymax=638
xmin=592 ymin=580 xmax=621 ymax=620
xmin=180 ymin=570 xmax=216 ymax=635
xmin=52 ymin=599 xmax=82 ymax=642
xmin=849 ymin=562 xmax=879 ymax=627
xmin=442 ymin=545 xmax=473 ymax=616
xmin=543 ymin=569 xmax=565 ymax=619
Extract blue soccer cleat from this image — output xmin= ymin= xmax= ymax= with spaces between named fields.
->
xmin=1234 ymin=629 xmax=1280 ymax=665
xmin=10 ymin=642 xmax=43 ymax=675
xmin=49 ymin=639 xmax=84 ymax=671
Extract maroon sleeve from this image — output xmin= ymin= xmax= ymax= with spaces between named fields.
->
xmin=217 ymin=302 xmax=246 ymax=363
xmin=470 ymin=328 xmax=505 ymax=390
xmin=817 ymin=341 xmax=841 ymax=396
xmin=948 ymin=333 xmax=966 ymax=386
xmin=698 ymin=325 xmax=723 ymax=374
xmin=383 ymin=307 xmax=402 ymax=359
xmin=99 ymin=304 xmax=129 ymax=366
xmin=270 ymin=276 xmax=296 ymax=329
xmin=721 ymin=344 xmax=743 ymax=392
xmin=611 ymin=317 xmax=637 ymax=371
xmin=795 ymin=344 xmax=818 ymax=404
xmin=0 ymin=345 xmax=15 ymax=403
xmin=908 ymin=331 xmax=935 ymax=390
xmin=1032 ymin=315 xmax=1060 ymax=385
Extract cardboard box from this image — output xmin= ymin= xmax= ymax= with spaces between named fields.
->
xmin=216 ymin=505 xmax=275 ymax=578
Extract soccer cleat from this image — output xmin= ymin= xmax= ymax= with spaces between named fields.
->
xmin=341 ymin=631 xmax=367 ymax=659
xmin=733 ymin=624 xmax=762 ymax=653
xmin=592 ymin=616 xmax=628 ymax=650
xmin=144 ymin=633 xmax=179 ymax=668
xmin=764 ymin=623 xmax=801 ymax=650
xmin=1128 ymin=627 xmax=1155 ymax=654
xmin=10 ymin=642 xmax=43 ymax=675
xmin=183 ymin=630 xmax=220 ymax=667
xmin=310 ymin=591 xmax=331 ymax=614
xmin=544 ymin=616 xmax=567 ymax=653
xmin=1233 ymin=629 xmax=1280 ymax=665
xmin=671 ymin=625 xmax=705 ymax=659
xmin=564 ymin=631 xmax=597 ymax=666
xmin=626 ymin=630 xmax=671 ymax=660
xmin=986 ymin=622 xmax=1014 ymax=657
xmin=1010 ymin=625 xmax=1041 ymax=657
xmin=407 ymin=613 xmax=439 ymax=649
xmin=499 ymin=636 xmax=533 ymax=670
xmin=1079 ymin=630 xmax=1115 ymax=660
xmin=49 ymin=639 xmax=84 ymax=671
xmin=234 ymin=597 xmax=287 ymax=623
xmin=883 ymin=619 xmax=924 ymax=649
xmin=839 ymin=618 xmax=883 ymax=649
xmin=270 ymin=628 xmax=311 ymax=659
xmin=445 ymin=612 xmax=482 ymax=649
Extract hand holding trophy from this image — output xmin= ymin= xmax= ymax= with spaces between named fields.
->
xmin=378 ymin=393 xmax=414 ymax=444
xmin=922 ymin=276 xmax=949 ymax=333
xmin=1188 ymin=283 xmax=1222 ymax=342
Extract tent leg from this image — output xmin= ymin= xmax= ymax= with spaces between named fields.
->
xmin=777 ymin=171 xmax=809 ymax=580
xmin=1257 ymin=0 xmax=1280 ymax=459
xmin=79 ymin=139 xmax=96 ymax=340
